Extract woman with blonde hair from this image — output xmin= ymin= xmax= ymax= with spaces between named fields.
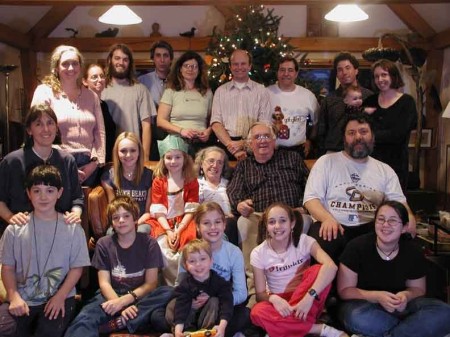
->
xmin=31 ymin=45 xmax=105 ymax=186
xmin=101 ymin=132 xmax=152 ymax=232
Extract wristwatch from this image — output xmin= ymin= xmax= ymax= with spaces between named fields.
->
xmin=128 ymin=290 xmax=138 ymax=303
xmin=308 ymin=288 xmax=320 ymax=301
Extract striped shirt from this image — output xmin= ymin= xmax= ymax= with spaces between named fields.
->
xmin=210 ymin=79 xmax=271 ymax=138
xmin=227 ymin=149 xmax=309 ymax=213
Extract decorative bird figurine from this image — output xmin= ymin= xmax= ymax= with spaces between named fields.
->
xmin=95 ymin=27 xmax=119 ymax=38
xmin=180 ymin=27 xmax=196 ymax=38
xmin=65 ymin=28 xmax=79 ymax=38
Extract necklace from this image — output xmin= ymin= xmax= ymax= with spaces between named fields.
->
xmin=32 ymin=147 xmax=53 ymax=164
xmin=269 ymin=239 xmax=288 ymax=263
xmin=33 ymin=213 xmax=58 ymax=289
xmin=376 ymin=242 xmax=398 ymax=261
xmin=124 ymin=170 xmax=135 ymax=180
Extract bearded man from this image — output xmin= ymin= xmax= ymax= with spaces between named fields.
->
xmin=102 ymin=43 xmax=156 ymax=160
xmin=304 ymin=113 xmax=416 ymax=262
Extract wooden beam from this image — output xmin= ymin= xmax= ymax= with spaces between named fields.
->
xmin=19 ymin=49 xmax=38 ymax=107
xmin=387 ymin=4 xmax=436 ymax=39
xmin=29 ymin=5 xmax=77 ymax=40
xmin=34 ymin=37 xmax=212 ymax=52
xmin=33 ymin=36 xmax=427 ymax=53
xmin=2 ymin=0 xmax=450 ymax=4
xmin=0 ymin=23 xmax=31 ymax=49
xmin=432 ymin=28 xmax=450 ymax=49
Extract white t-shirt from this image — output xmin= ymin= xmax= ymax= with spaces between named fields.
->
xmin=267 ymin=84 xmax=319 ymax=147
xmin=303 ymin=152 xmax=406 ymax=226
xmin=250 ymin=234 xmax=316 ymax=294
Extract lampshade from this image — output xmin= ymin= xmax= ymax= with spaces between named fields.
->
xmin=99 ymin=5 xmax=142 ymax=25
xmin=325 ymin=4 xmax=369 ymax=22
xmin=442 ymin=101 xmax=450 ymax=119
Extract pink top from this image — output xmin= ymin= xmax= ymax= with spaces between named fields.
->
xmin=31 ymin=84 xmax=106 ymax=164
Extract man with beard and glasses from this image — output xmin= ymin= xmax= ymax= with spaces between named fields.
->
xmin=102 ymin=44 xmax=156 ymax=160
xmin=303 ymin=113 xmax=415 ymax=263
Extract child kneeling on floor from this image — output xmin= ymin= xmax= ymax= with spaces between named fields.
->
xmin=0 ymin=164 xmax=90 ymax=337
xmin=162 ymin=239 xmax=233 ymax=337
xmin=65 ymin=195 xmax=172 ymax=337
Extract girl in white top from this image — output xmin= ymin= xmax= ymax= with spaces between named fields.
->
xmin=250 ymin=202 xmax=348 ymax=337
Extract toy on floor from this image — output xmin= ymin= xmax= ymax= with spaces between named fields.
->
xmin=184 ymin=328 xmax=217 ymax=337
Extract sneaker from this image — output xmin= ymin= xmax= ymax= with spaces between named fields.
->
xmin=159 ymin=334 xmax=174 ymax=337
xmin=321 ymin=324 xmax=349 ymax=337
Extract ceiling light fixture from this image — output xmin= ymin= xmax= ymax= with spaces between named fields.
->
xmin=325 ymin=4 xmax=369 ymax=23
xmin=99 ymin=5 xmax=142 ymax=25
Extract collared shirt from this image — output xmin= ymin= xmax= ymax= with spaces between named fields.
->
xmin=210 ymin=79 xmax=271 ymax=138
xmin=317 ymin=86 xmax=373 ymax=153
xmin=227 ymin=149 xmax=309 ymax=213
xmin=138 ymin=71 xmax=166 ymax=114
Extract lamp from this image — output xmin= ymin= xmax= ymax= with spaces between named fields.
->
xmin=99 ymin=5 xmax=142 ymax=25
xmin=0 ymin=64 xmax=18 ymax=154
xmin=325 ymin=4 xmax=368 ymax=22
xmin=442 ymin=101 xmax=450 ymax=119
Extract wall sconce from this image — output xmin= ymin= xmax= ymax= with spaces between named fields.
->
xmin=99 ymin=5 xmax=142 ymax=25
xmin=325 ymin=4 xmax=369 ymax=22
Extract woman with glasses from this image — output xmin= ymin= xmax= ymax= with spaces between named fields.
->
xmin=83 ymin=63 xmax=116 ymax=162
xmin=157 ymin=51 xmax=213 ymax=155
xmin=31 ymin=45 xmax=105 ymax=186
xmin=194 ymin=146 xmax=238 ymax=245
xmin=337 ymin=200 xmax=450 ymax=337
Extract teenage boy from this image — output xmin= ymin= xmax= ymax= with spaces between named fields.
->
xmin=0 ymin=165 xmax=90 ymax=337
xmin=65 ymin=195 xmax=172 ymax=337
xmin=163 ymin=239 xmax=233 ymax=337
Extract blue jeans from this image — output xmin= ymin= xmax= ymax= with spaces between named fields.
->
xmin=64 ymin=286 xmax=172 ymax=337
xmin=338 ymin=297 xmax=450 ymax=337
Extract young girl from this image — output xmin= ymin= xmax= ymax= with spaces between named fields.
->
xmin=146 ymin=134 xmax=199 ymax=286
xmin=101 ymin=132 xmax=152 ymax=232
xmin=337 ymin=200 xmax=450 ymax=337
xmin=250 ymin=202 xmax=348 ymax=337
xmin=176 ymin=202 xmax=248 ymax=337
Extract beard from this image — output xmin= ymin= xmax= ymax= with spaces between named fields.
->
xmin=110 ymin=65 xmax=130 ymax=80
xmin=344 ymin=138 xmax=374 ymax=159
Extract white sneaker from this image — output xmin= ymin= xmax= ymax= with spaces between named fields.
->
xmin=159 ymin=333 xmax=174 ymax=337
xmin=321 ymin=324 xmax=349 ymax=337
xmin=232 ymin=333 xmax=245 ymax=337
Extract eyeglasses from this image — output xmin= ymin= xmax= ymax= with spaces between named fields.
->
xmin=375 ymin=216 xmax=402 ymax=227
xmin=252 ymin=134 xmax=273 ymax=141
xmin=205 ymin=158 xmax=224 ymax=166
xmin=89 ymin=74 xmax=105 ymax=81
xmin=183 ymin=63 xmax=198 ymax=70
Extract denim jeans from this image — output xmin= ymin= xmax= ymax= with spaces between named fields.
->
xmin=338 ymin=297 xmax=450 ymax=337
xmin=64 ymin=286 xmax=172 ymax=337
xmin=72 ymin=153 xmax=99 ymax=187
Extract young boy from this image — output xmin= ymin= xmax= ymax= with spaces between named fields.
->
xmin=65 ymin=195 xmax=172 ymax=336
xmin=0 ymin=164 xmax=90 ymax=337
xmin=343 ymin=85 xmax=376 ymax=115
xmin=164 ymin=239 xmax=233 ymax=337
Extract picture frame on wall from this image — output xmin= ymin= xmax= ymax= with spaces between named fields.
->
xmin=409 ymin=128 xmax=432 ymax=148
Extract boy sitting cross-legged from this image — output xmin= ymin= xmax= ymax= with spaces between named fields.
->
xmin=0 ymin=164 xmax=90 ymax=337
xmin=65 ymin=195 xmax=172 ymax=337
xmin=163 ymin=239 xmax=233 ymax=337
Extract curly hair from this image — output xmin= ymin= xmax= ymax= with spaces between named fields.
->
xmin=167 ymin=51 xmax=209 ymax=95
xmin=194 ymin=146 xmax=232 ymax=180
xmin=42 ymin=45 xmax=84 ymax=94
xmin=105 ymin=43 xmax=138 ymax=86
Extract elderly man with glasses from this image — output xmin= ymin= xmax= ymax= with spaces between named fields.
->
xmin=227 ymin=122 xmax=309 ymax=307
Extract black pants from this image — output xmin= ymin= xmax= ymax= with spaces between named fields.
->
xmin=308 ymin=221 xmax=375 ymax=264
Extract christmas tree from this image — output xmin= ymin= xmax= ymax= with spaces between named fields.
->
xmin=205 ymin=5 xmax=295 ymax=91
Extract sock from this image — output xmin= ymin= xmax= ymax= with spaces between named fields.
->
xmin=98 ymin=316 xmax=126 ymax=334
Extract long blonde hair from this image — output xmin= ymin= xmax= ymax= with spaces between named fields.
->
xmin=153 ymin=150 xmax=197 ymax=182
xmin=112 ymin=132 xmax=145 ymax=187
xmin=42 ymin=45 xmax=84 ymax=94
